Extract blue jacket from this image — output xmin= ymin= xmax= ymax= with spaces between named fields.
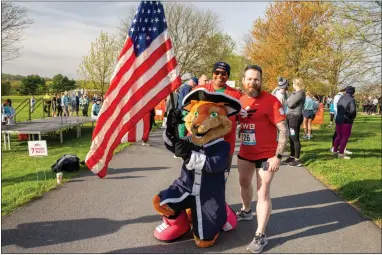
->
xmin=160 ymin=132 xmax=230 ymax=240
xmin=177 ymin=83 xmax=193 ymax=109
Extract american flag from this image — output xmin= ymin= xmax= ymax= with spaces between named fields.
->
xmin=85 ymin=1 xmax=181 ymax=178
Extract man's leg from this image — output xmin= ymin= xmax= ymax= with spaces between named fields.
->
xmin=237 ymin=158 xmax=256 ymax=212
xmin=255 ymin=167 xmax=274 ymax=234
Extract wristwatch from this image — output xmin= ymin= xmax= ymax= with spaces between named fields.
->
xmin=276 ymin=154 xmax=283 ymax=160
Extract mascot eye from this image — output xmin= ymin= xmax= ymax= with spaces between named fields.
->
xmin=194 ymin=112 xmax=199 ymax=117
xmin=210 ymin=112 xmax=218 ymax=118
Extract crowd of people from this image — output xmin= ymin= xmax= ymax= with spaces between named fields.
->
xmin=2 ymin=99 xmax=16 ymax=125
xmin=29 ymin=92 xmax=103 ymax=122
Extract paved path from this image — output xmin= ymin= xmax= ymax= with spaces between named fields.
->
xmin=2 ymin=129 xmax=381 ymax=253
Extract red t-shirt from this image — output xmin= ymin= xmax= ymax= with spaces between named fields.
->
xmin=194 ymin=83 xmax=242 ymax=154
xmin=238 ymin=91 xmax=286 ymax=160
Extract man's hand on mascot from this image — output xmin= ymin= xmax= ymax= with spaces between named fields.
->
xmin=174 ymin=140 xmax=196 ymax=163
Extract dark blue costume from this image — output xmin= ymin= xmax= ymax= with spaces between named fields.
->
xmin=160 ymin=132 xmax=230 ymax=241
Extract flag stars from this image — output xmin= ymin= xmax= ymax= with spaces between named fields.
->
xmin=142 ymin=27 xmax=146 ymax=32
xmin=163 ymin=18 xmax=166 ymax=23
xmin=146 ymin=36 xmax=151 ymax=40
xmin=148 ymin=27 xmax=152 ymax=31
xmin=144 ymin=18 xmax=148 ymax=23
xmin=141 ymin=8 xmax=145 ymax=13
xmin=133 ymin=18 xmax=137 ymax=23
xmin=139 ymin=35 xmax=143 ymax=40
xmin=130 ymin=27 xmax=135 ymax=33
xmin=147 ymin=9 xmax=151 ymax=14
xmin=154 ymin=17 xmax=159 ymax=23
xmin=153 ymin=27 xmax=157 ymax=32
xmin=157 ymin=9 xmax=161 ymax=13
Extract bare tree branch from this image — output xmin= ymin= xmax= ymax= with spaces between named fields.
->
xmin=1 ymin=2 xmax=34 ymax=63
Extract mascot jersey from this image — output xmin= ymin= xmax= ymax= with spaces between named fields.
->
xmin=161 ymin=134 xmax=230 ymax=241
xmin=196 ymin=83 xmax=242 ymax=155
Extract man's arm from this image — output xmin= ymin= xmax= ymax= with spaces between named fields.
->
xmin=275 ymin=119 xmax=288 ymax=156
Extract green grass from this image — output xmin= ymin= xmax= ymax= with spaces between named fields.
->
xmin=300 ymin=112 xmax=382 ymax=227
xmin=1 ymin=123 xmax=131 ymax=216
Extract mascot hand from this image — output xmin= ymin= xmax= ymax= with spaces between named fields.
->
xmin=239 ymin=108 xmax=248 ymax=118
xmin=174 ymin=140 xmax=196 ymax=162
xmin=166 ymin=109 xmax=185 ymax=137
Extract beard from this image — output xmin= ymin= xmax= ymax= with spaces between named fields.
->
xmin=245 ymin=85 xmax=261 ymax=97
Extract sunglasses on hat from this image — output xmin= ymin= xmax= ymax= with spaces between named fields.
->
xmin=213 ymin=70 xmax=228 ymax=76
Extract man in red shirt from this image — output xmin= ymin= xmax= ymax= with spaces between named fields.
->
xmin=194 ymin=62 xmax=242 ymax=178
xmin=236 ymin=65 xmax=288 ymax=253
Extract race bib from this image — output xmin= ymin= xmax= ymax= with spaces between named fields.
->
xmin=241 ymin=129 xmax=256 ymax=145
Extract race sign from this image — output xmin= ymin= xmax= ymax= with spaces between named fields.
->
xmin=28 ymin=140 xmax=48 ymax=156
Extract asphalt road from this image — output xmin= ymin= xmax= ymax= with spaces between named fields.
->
xmin=1 ymin=129 xmax=381 ymax=253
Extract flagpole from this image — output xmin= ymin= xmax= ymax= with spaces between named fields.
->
xmin=169 ymin=92 xmax=180 ymax=140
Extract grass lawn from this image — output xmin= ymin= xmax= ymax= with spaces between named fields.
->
xmin=1 ymin=123 xmax=131 ymax=216
xmin=300 ymin=112 xmax=381 ymax=227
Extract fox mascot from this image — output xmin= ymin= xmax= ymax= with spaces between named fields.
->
xmin=152 ymin=88 xmax=241 ymax=247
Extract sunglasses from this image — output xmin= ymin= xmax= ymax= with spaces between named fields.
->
xmin=213 ymin=70 xmax=228 ymax=76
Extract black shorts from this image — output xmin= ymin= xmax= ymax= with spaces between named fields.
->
xmin=237 ymin=155 xmax=268 ymax=168
xmin=303 ymin=110 xmax=314 ymax=119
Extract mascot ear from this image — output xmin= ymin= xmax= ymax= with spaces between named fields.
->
xmin=183 ymin=100 xmax=199 ymax=112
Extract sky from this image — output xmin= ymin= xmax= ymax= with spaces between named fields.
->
xmin=1 ymin=1 xmax=269 ymax=80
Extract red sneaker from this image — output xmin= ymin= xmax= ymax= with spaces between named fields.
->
xmin=222 ymin=203 xmax=237 ymax=231
xmin=154 ymin=211 xmax=191 ymax=242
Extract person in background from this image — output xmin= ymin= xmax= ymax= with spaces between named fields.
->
xmin=30 ymin=95 xmax=35 ymax=113
xmin=142 ymin=108 xmax=156 ymax=146
xmin=302 ymin=92 xmax=315 ymax=139
xmin=75 ymin=92 xmax=80 ymax=116
xmin=372 ymin=97 xmax=378 ymax=115
xmin=333 ymin=86 xmax=357 ymax=159
xmin=282 ymin=78 xmax=305 ymax=167
xmin=92 ymin=94 xmax=98 ymax=104
xmin=61 ymin=91 xmax=70 ymax=123
xmin=91 ymin=98 xmax=102 ymax=120
xmin=56 ymin=94 xmax=63 ymax=117
xmin=329 ymin=97 xmax=335 ymax=127
xmin=379 ymin=96 xmax=382 ymax=115
xmin=80 ymin=94 xmax=90 ymax=117
xmin=362 ymin=96 xmax=369 ymax=115
xmin=271 ymin=77 xmax=289 ymax=113
xmin=198 ymin=74 xmax=209 ymax=86
xmin=367 ymin=96 xmax=373 ymax=115
xmin=5 ymin=99 xmax=15 ymax=125
xmin=177 ymin=77 xmax=199 ymax=138
xmin=43 ymin=93 xmax=52 ymax=117
xmin=330 ymin=86 xmax=352 ymax=155
xmin=52 ymin=94 xmax=57 ymax=117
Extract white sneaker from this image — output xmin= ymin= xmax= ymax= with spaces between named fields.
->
xmin=173 ymin=154 xmax=181 ymax=159
xmin=330 ymin=147 xmax=334 ymax=153
xmin=344 ymin=149 xmax=353 ymax=155
xmin=338 ymin=154 xmax=350 ymax=159
xmin=142 ymin=142 xmax=150 ymax=146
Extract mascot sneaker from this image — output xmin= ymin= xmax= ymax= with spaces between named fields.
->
xmin=154 ymin=211 xmax=190 ymax=242
xmin=222 ymin=203 xmax=237 ymax=231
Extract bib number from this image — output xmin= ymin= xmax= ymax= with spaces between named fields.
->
xmin=241 ymin=129 xmax=256 ymax=145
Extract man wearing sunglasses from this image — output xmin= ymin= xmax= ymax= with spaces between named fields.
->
xmin=194 ymin=62 xmax=242 ymax=179
xmin=237 ymin=65 xmax=288 ymax=253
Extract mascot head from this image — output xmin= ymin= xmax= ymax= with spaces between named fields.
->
xmin=182 ymin=88 xmax=241 ymax=146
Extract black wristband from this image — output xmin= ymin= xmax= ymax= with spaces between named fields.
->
xmin=276 ymin=154 xmax=283 ymax=159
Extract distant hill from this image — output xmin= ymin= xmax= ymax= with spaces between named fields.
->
xmin=1 ymin=73 xmax=53 ymax=82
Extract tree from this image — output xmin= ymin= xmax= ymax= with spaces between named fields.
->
xmin=19 ymin=75 xmax=45 ymax=95
xmin=244 ymin=2 xmax=334 ymax=93
xmin=118 ymin=2 xmax=236 ymax=77
xmin=334 ymin=2 xmax=382 ymax=85
xmin=1 ymin=2 xmax=34 ymax=62
xmin=51 ymin=74 xmax=76 ymax=93
xmin=1 ymin=81 xmax=12 ymax=95
xmin=78 ymin=31 xmax=119 ymax=97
